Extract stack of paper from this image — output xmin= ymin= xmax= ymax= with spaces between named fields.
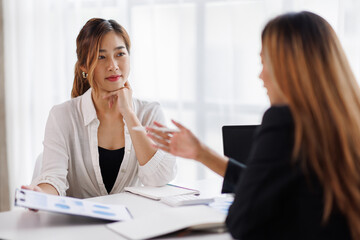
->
xmin=107 ymin=205 xmax=226 ymax=240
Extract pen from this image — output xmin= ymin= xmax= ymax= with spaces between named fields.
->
xmin=166 ymin=184 xmax=200 ymax=195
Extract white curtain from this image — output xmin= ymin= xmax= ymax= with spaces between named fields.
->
xmin=3 ymin=0 xmax=129 ymax=204
xmin=4 ymin=0 xmax=360 ymax=205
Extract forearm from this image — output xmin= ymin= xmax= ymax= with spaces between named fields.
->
xmin=196 ymin=143 xmax=229 ymax=177
xmin=37 ymin=183 xmax=59 ymax=195
xmin=123 ymin=111 xmax=157 ymax=166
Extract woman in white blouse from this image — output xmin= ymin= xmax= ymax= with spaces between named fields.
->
xmin=22 ymin=18 xmax=176 ymax=198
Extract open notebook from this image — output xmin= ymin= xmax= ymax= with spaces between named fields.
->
xmin=107 ymin=205 xmax=226 ymax=240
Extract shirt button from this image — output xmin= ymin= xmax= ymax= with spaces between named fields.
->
xmin=121 ymin=169 xmax=126 ymax=173
xmin=127 ymin=149 xmax=131 ymax=154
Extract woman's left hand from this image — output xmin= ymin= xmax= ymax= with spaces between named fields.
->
xmin=103 ymin=81 xmax=133 ymax=115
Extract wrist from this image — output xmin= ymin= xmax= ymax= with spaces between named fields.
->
xmin=122 ymin=110 xmax=142 ymax=129
xmin=121 ymin=108 xmax=135 ymax=120
xmin=195 ymin=142 xmax=208 ymax=163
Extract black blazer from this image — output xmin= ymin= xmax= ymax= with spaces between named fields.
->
xmin=224 ymin=106 xmax=351 ymax=240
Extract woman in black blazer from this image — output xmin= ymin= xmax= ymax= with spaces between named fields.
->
xmin=147 ymin=11 xmax=360 ymax=240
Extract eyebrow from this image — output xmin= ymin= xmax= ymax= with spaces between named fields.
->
xmin=99 ymin=46 xmax=125 ymax=53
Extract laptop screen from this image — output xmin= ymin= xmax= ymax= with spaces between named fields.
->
xmin=222 ymin=125 xmax=258 ymax=163
xmin=221 ymin=125 xmax=258 ymax=193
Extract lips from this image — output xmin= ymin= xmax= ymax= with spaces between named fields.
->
xmin=106 ymin=75 xmax=121 ymax=82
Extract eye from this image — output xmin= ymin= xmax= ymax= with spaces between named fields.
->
xmin=117 ymin=52 xmax=126 ymax=57
xmin=98 ymin=55 xmax=105 ymax=60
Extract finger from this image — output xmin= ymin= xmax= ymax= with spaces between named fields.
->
xmin=112 ymin=96 xmax=116 ymax=107
xmin=102 ymin=91 xmax=117 ymax=100
xmin=108 ymin=97 xmax=113 ymax=109
xmin=102 ymin=88 xmax=124 ymax=99
xmin=21 ymin=185 xmax=33 ymax=190
xmin=33 ymin=186 xmax=43 ymax=192
xmin=147 ymin=127 xmax=172 ymax=140
xmin=147 ymin=132 xmax=171 ymax=146
xmin=171 ymin=119 xmax=186 ymax=130
xmin=124 ymin=80 xmax=131 ymax=89
xmin=147 ymin=132 xmax=170 ymax=144
xmin=152 ymin=143 xmax=170 ymax=153
xmin=153 ymin=121 xmax=165 ymax=128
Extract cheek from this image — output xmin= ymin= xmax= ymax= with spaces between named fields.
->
xmin=262 ymin=69 xmax=271 ymax=84
xmin=121 ymin=60 xmax=130 ymax=76
xmin=92 ymin=68 xmax=102 ymax=83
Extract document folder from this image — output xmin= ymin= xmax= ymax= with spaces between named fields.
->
xmin=14 ymin=188 xmax=132 ymax=221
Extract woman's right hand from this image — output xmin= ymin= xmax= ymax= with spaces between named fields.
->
xmin=21 ymin=185 xmax=44 ymax=193
xmin=147 ymin=120 xmax=229 ymax=177
xmin=21 ymin=185 xmax=44 ymax=212
xmin=146 ymin=120 xmax=204 ymax=161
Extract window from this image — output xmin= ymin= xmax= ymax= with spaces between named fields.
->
xmin=4 ymin=0 xmax=360 ymax=198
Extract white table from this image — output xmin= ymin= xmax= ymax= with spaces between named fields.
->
xmin=0 ymin=178 xmax=233 ymax=240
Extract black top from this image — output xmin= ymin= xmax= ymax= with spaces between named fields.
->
xmin=224 ymin=106 xmax=351 ymax=240
xmin=98 ymin=146 xmax=125 ymax=194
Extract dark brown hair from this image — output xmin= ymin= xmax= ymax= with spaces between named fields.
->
xmin=262 ymin=11 xmax=360 ymax=239
xmin=71 ymin=18 xmax=131 ymax=98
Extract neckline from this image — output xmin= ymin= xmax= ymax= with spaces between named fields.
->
xmin=98 ymin=146 xmax=125 ymax=151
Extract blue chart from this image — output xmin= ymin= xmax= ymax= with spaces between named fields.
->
xmin=209 ymin=194 xmax=234 ymax=215
xmin=14 ymin=188 xmax=132 ymax=221
xmin=55 ymin=203 xmax=70 ymax=210
xmin=93 ymin=210 xmax=116 ymax=216
xmin=93 ymin=204 xmax=115 ymax=216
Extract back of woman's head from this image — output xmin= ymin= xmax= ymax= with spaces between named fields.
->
xmin=71 ymin=18 xmax=131 ymax=98
xmin=262 ymin=11 xmax=360 ymax=238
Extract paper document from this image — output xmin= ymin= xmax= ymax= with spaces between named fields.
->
xmin=124 ymin=184 xmax=200 ymax=200
xmin=107 ymin=205 xmax=226 ymax=240
xmin=14 ymin=188 xmax=132 ymax=221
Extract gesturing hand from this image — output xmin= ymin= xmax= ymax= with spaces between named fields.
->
xmin=146 ymin=120 xmax=202 ymax=160
xmin=102 ymin=81 xmax=133 ymax=115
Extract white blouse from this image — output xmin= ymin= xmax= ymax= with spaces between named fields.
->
xmin=31 ymin=88 xmax=177 ymax=198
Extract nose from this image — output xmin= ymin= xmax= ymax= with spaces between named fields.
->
xmin=107 ymin=57 xmax=119 ymax=72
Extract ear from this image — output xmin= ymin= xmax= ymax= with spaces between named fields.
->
xmin=80 ymin=66 xmax=87 ymax=73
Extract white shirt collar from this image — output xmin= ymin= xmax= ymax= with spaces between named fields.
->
xmin=80 ymin=88 xmax=139 ymax=127
xmin=81 ymin=88 xmax=98 ymax=126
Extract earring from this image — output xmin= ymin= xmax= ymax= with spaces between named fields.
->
xmin=82 ymin=72 xmax=88 ymax=79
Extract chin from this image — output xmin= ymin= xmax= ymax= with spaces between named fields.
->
xmin=108 ymin=83 xmax=125 ymax=90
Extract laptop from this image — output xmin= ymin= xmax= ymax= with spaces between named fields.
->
xmin=221 ymin=125 xmax=259 ymax=193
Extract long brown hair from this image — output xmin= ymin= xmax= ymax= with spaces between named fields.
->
xmin=71 ymin=18 xmax=131 ymax=98
xmin=262 ymin=11 xmax=360 ymax=239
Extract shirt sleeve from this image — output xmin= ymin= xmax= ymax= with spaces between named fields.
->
xmin=226 ymin=107 xmax=298 ymax=239
xmin=137 ymin=102 xmax=177 ymax=186
xmin=31 ymin=106 xmax=69 ymax=196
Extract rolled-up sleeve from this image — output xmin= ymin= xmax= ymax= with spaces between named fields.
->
xmin=31 ymin=106 xmax=69 ymax=196
xmin=138 ymin=150 xmax=177 ymax=186
xmin=136 ymin=101 xmax=177 ymax=186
